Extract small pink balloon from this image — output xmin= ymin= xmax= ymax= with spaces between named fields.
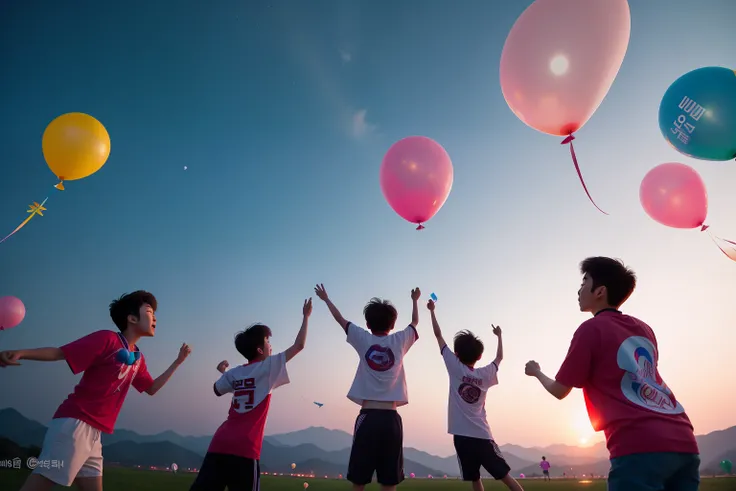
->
xmin=500 ymin=0 xmax=631 ymax=136
xmin=640 ymin=163 xmax=708 ymax=229
xmin=380 ymin=136 xmax=453 ymax=229
xmin=0 ymin=296 xmax=26 ymax=330
xmin=410 ymin=473 xmax=415 ymax=478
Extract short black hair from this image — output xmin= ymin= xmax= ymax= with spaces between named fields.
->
xmin=363 ymin=298 xmax=398 ymax=333
xmin=235 ymin=324 xmax=272 ymax=361
xmin=453 ymin=330 xmax=484 ymax=365
xmin=109 ymin=291 xmax=157 ymax=332
xmin=542 ymin=456 xmax=546 ymax=460
xmin=580 ymin=257 xmax=637 ymax=307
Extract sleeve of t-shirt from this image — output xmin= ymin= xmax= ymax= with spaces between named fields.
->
xmin=476 ymin=361 xmax=499 ymax=388
xmin=132 ymin=356 xmax=155 ymax=393
xmin=60 ymin=330 xmax=116 ymax=374
xmin=440 ymin=344 xmax=465 ymax=379
xmin=268 ymin=352 xmax=290 ymax=390
xmin=214 ymin=370 xmax=235 ymax=396
xmin=394 ymin=324 xmax=419 ymax=354
xmin=555 ymin=322 xmax=599 ymax=388
xmin=346 ymin=322 xmax=371 ymax=352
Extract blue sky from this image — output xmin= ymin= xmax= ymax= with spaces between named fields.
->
xmin=1 ymin=0 xmax=735 ymax=457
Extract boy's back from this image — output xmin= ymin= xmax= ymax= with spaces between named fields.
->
xmin=555 ymin=309 xmax=698 ymax=458
xmin=442 ymin=346 xmax=498 ymax=439
xmin=207 ymin=353 xmax=289 ymax=459
xmin=346 ymin=322 xmax=418 ymax=406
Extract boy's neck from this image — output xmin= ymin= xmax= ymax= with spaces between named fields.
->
xmin=122 ymin=329 xmax=141 ymax=349
xmin=592 ymin=305 xmax=620 ymax=316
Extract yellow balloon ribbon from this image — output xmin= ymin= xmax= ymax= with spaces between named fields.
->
xmin=0 ymin=198 xmax=48 ymax=244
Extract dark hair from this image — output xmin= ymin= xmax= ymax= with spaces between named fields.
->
xmin=542 ymin=456 xmax=546 ymax=460
xmin=109 ymin=291 xmax=157 ymax=332
xmin=580 ymin=257 xmax=637 ymax=307
xmin=453 ymin=330 xmax=484 ymax=365
xmin=235 ymin=324 xmax=272 ymax=361
xmin=363 ymin=298 xmax=398 ymax=333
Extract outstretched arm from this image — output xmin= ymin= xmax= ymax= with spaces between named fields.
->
xmin=0 ymin=348 xmax=64 ymax=367
xmin=314 ymin=284 xmax=349 ymax=332
xmin=492 ymin=324 xmax=503 ymax=366
xmin=146 ymin=344 xmax=191 ymax=395
xmin=525 ymin=361 xmax=572 ymax=400
xmin=285 ymin=298 xmax=312 ymax=362
xmin=411 ymin=288 xmax=420 ymax=326
xmin=427 ymin=300 xmax=446 ymax=350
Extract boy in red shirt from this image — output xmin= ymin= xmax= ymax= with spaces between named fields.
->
xmin=188 ymin=298 xmax=313 ymax=491
xmin=0 ymin=290 xmax=191 ymax=491
xmin=525 ymin=257 xmax=700 ymax=491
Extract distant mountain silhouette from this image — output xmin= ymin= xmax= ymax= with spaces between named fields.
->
xmin=1 ymin=407 xmax=733 ymax=478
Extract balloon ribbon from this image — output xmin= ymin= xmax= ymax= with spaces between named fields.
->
xmin=701 ymin=225 xmax=736 ymax=262
xmin=0 ymin=198 xmax=49 ymax=244
xmin=562 ymin=135 xmax=608 ymax=215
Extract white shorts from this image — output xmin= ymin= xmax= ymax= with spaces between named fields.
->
xmin=33 ymin=418 xmax=103 ymax=486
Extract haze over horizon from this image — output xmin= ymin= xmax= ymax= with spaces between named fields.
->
xmin=1 ymin=0 xmax=735 ymax=457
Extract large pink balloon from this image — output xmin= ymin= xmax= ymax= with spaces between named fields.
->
xmin=639 ymin=163 xmax=708 ymax=229
xmin=500 ymin=0 xmax=631 ymax=136
xmin=0 ymin=296 xmax=26 ymax=330
xmin=380 ymin=136 xmax=453 ymax=229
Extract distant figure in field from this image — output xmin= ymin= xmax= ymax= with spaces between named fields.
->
xmin=315 ymin=284 xmax=421 ymax=491
xmin=188 ymin=298 xmax=312 ymax=491
xmin=525 ymin=257 xmax=700 ymax=491
xmin=539 ymin=457 xmax=551 ymax=481
xmin=427 ymin=299 xmax=524 ymax=491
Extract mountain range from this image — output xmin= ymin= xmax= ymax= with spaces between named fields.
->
xmin=1 ymin=408 xmax=734 ymax=477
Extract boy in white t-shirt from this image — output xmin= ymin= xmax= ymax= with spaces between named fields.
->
xmin=188 ymin=298 xmax=313 ymax=491
xmin=427 ymin=299 xmax=523 ymax=491
xmin=315 ymin=284 xmax=421 ymax=491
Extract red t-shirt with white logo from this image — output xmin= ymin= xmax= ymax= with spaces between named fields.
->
xmin=555 ymin=310 xmax=698 ymax=459
xmin=54 ymin=330 xmax=155 ymax=434
xmin=207 ymin=352 xmax=290 ymax=460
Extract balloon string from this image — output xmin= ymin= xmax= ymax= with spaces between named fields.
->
xmin=703 ymin=227 xmax=736 ymax=262
xmin=561 ymin=135 xmax=608 ymax=215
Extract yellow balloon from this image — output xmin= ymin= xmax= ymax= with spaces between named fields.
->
xmin=42 ymin=113 xmax=110 ymax=189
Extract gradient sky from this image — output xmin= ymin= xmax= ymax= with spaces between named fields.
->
xmin=1 ymin=0 xmax=735 ymax=458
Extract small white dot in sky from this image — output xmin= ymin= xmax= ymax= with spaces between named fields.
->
xmin=183 ymin=166 xmax=188 ymax=170
xmin=550 ymin=55 xmax=569 ymax=76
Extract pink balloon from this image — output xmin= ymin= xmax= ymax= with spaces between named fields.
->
xmin=0 ymin=296 xmax=26 ymax=330
xmin=500 ymin=0 xmax=631 ymax=136
xmin=380 ymin=136 xmax=453 ymax=229
xmin=639 ymin=163 xmax=708 ymax=229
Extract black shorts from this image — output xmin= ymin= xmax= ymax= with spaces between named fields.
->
xmin=454 ymin=435 xmax=511 ymax=481
xmin=347 ymin=409 xmax=404 ymax=485
xmin=543 ymin=469 xmax=550 ymax=475
xmin=189 ymin=452 xmax=261 ymax=491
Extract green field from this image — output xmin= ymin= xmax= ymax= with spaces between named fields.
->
xmin=1 ymin=468 xmax=734 ymax=491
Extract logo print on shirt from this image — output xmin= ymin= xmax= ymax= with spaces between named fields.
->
xmin=364 ymin=345 xmax=395 ymax=372
xmin=458 ymin=382 xmax=481 ymax=404
xmin=231 ymin=378 xmax=256 ymax=413
xmin=617 ymin=336 xmax=684 ymax=415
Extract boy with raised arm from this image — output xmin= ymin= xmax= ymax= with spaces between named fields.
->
xmin=427 ymin=299 xmax=523 ymax=491
xmin=314 ymin=284 xmax=420 ymax=491
xmin=525 ymin=257 xmax=700 ymax=491
xmin=0 ymin=291 xmax=191 ymax=491
xmin=189 ymin=298 xmax=312 ymax=491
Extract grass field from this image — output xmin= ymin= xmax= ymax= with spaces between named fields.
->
xmin=1 ymin=468 xmax=735 ymax=491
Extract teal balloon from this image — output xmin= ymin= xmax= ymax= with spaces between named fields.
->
xmin=658 ymin=66 xmax=736 ymax=161
xmin=720 ymin=459 xmax=732 ymax=473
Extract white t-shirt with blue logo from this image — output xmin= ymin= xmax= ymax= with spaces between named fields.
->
xmin=345 ymin=322 xmax=418 ymax=406
xmin=442 ymin=345 xmax=498 ymax=440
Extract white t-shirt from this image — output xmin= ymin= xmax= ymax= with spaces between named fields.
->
xmin=345 ymin=322 xmax=418 ymax=406
xmin=441 ymin=344 xmax=498 ymax=440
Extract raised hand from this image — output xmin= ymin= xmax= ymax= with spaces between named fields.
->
xmin=303 ymin=298 xmax=313 ymax=316
xmin=411 ymin=287 xmax=421 ymax=301
xmin=427 ymin=299 xmax=436 ymax=311
xmin=492 ymin=324 xmax=502 ymax=336
xmin=176 ymin=343 xmax=192 ymax=364
xmin=217 ymin=360 xmax=229 ymax=373
xmin=0 ymin=350 xmax=21 ymax=367
xmin=314 ymin=284 xmax=329 ymax=301
xmin=525 ymin=360 xmax=541 ymax=377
